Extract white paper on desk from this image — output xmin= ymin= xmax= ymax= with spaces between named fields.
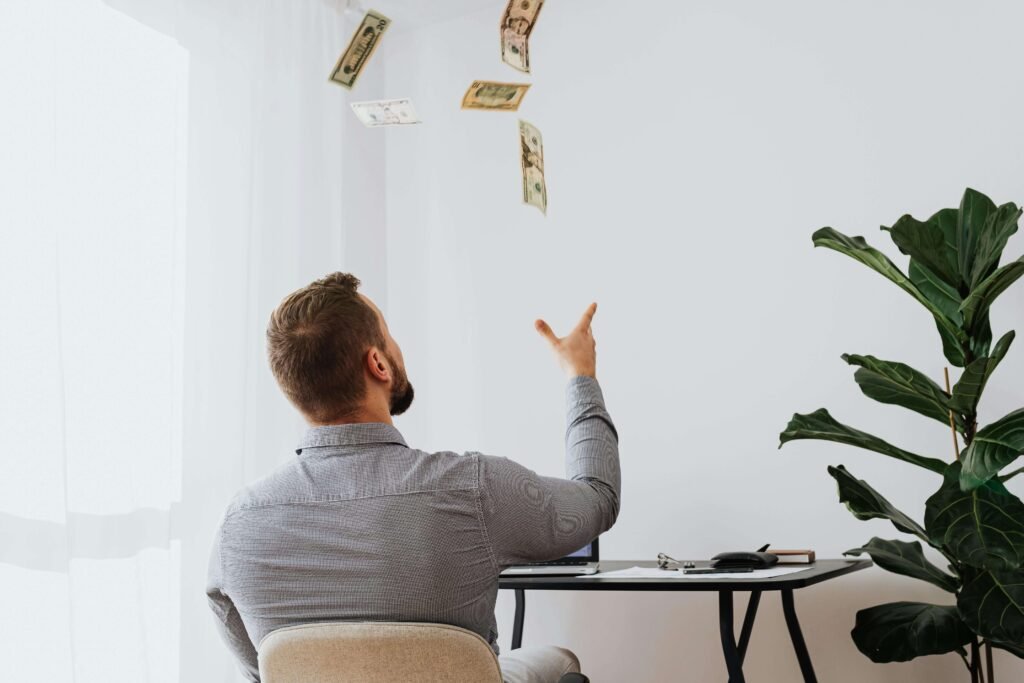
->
xmin=576 ymin=566 xmax=813 ymax=580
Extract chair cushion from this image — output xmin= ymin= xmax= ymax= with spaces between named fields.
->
xmin=258 ymin=621 xmax=503 ymax=683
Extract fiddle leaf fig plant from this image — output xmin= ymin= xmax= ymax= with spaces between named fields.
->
xmin=779 ymin=188 xmax=1024 ymax=679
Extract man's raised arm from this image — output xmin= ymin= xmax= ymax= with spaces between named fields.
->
xmin=477 ymin=303 xmax=621 ymax=566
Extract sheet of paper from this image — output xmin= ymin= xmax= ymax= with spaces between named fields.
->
xmin=575 ymin=566 xmax=813 ymax=580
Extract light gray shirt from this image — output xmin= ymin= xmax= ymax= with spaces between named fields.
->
xmin=207 ymin=376 xmax=620 ymax=681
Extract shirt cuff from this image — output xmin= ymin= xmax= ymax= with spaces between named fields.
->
xmin=566 ymin=375 xmax=605 ymax=407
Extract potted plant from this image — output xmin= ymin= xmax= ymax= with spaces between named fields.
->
xmin=779 ymin=188 xmax=1024 ymax=682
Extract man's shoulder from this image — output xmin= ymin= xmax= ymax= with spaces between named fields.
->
xmin=220 ymin=448 xmax=486 ymax=520
xmin=221 ymin=459 xmax=303 ymax=518
xmin=395 ymin=447 xmax=484 ymax=492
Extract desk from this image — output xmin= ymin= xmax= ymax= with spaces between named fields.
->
xmin=498 ymin=559 xmax=870 ymax=683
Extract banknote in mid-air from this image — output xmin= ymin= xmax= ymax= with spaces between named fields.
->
xmin=329 ymin=10 xmax=390 ymax=89
xmin=518 ymin=119 xmax=547 ymax=214
xmin=500 ymin=0 xmax=544 ymax=72
xmin=461 ymin=81 xmax=531 ymax=111
xmin=501 ymin=28 xmax=530 ymax=72
xmin=350 ymin=98 xmax=421 ymax=127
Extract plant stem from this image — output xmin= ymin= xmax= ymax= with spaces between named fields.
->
xmin=960 ymin=647 xmax=975 ymax=673
xmin=944 ymin=367 xmax=961 ymax=460
xmin=939 ymin=546 xmax=960 ymax=569
xmin=987 ymin=641 xmax=995 ymax=683
xmin=961 ymin=650 xmax=974 ymax=680
xmin=972 ymin=639 xmax=984 ymax=683
xmin=1001 ymin=466 xmax=1024 ymax=483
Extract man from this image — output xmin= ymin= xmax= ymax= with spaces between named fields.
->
xmin=207 ymin=272 xmax=620 ymax=683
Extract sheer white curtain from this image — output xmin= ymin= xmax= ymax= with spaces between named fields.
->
xmin=0 ymin=0 xmax=386 ymax=680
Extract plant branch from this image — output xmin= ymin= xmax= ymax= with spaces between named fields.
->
xmin=1000 ymin=466 xmax=1024 ymax=483
xmin=938 ymin=545 xmax=960 ymax=570
xmin=972 ymin=639 xmax=985 ymax=683
xmin=944 ymin=367 xmax=961 ymax=460
xmin=959 ymin=648 xmax=973 ymax=676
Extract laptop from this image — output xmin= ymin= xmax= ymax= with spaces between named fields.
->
xmin=500 ymin=538 xmax=600 ymax=577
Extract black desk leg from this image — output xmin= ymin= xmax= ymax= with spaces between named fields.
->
xmin=737 ymin=591 xmax=762 ymax=665
xmin=781 ymin=589 xmax=818 ymax=683
xmin=512 ymin=588 xmax=525 ymax=650
xmin=719 ymin=591 xmax=746 ymax=683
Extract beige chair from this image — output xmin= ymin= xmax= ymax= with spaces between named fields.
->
xmin=258 ymin=621 xmax=503 ymax=683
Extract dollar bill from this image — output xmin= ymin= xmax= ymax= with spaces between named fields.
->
xmin=350 ymin=98 xmax=421 ymax=127
xmin=518 ymin=119 xmax=547 ymax=214
xmin=461 ymin=81 xmax=531 ymax=111
xmin=500 ymin=28 xmax=530 ymax=73
xmin=329 ymin=10 xmax=390 ymax=89
xmin=500 ymin=0 xmax=544 ymax=72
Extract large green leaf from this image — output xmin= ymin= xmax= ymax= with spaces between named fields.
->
xmin=828 ymin=465 xmax=928 ymax=541
xmin=780 ymin=409 xmax=947 ymax=474
xmin=933 ymin=317 xmax=967 ymax=367
xmin=912 ymin=260 xmax=969 ymax=368
xmin=970 ymin=202 xmax=1021 ymax=289
xmin=993 ymin=640 xmax=1024 ymax=659
xmin=957 ymin=188 xmax=997 ymax=285
xmin=959 ymin=256 xmax=1024 ymax=332
xmin=845 ymin=538 xmax=958 ymax=592
xmin=841 ymin=354 xmax=960 ymax=431
xmin=884 ymin=211 xmax=961 ymax=288
xmin=909 ymin=260 xmax=963 ymax=323
xmin=958 ymin=569 xmax=1024 ymax=644
xmin=925 ymin=462 xmax=1024 ymax=570
xmin=968 ymin=308 xmax=994 ymax=361
xmin=949 ymin=331 xmax=1015 ymax=415
xmin=812 ymin=228 xmax=967 ymax=346
xmin=960 ymin=408 xmax=1024 ymax=489
xmin=852 ymin=602 xmax=973 ymax=663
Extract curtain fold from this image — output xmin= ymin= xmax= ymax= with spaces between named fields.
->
xmin=1 ymin=0 xmax=386 ymax=680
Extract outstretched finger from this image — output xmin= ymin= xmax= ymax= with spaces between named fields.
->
xmin=574 ymin=302 xmax=598 ymax=332
xmin=534 ymin=319 xmax=560 ymax=346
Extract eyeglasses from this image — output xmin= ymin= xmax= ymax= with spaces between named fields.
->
xmin=657 ymin=552 xmax=696 ymax=570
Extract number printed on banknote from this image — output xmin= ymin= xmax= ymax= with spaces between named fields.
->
xmin=461 ymin=81 xmax=531 ymax=111
xmin=500 ymin=0 xmax=544 ymax=72
xmin=350 ymin=98 xmax=421 ymax=127
xmin=329 ymin=10 xmax=390 ymax=89
xmin=518 ymin=119 xmax=547 ymax=214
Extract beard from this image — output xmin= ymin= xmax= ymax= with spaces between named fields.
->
xmin=386 ymin=353 xmax=415 ymax=416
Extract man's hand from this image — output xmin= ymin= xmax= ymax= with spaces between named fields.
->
xmin=535 ymin=302 xmax=598 ymax=379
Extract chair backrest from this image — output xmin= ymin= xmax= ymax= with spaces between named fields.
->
xmin=258 ymin=621 xmax=504 ymax=683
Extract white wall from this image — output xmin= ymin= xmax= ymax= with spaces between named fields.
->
xmin=379 ymin=1 xmax=1024 ymax=681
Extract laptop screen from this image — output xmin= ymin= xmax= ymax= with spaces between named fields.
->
xmin=556 ymin=537 xmax=599 ymax=562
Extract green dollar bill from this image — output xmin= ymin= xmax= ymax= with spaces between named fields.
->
xmin=500 ymin=0 xmax=544 ymax=73
xmin=329 ymin=10 xmax=390 ymax=90
xmin=519 ymin=119 xmax=547 ymax=215
xmin=461 ymin=81 xmax=531 ymax=111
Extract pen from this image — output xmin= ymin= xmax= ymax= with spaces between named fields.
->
xmin=681 ymin=567 xmax=755 ymax=575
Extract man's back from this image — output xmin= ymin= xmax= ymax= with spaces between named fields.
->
xmin=207 ymin=377 xmax=619 ymax=682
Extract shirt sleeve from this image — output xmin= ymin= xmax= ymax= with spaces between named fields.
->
xmin=207 ymin=525 xmax=261 ymax=683
xmin=477 ymin=375 xmax=621 ymax=566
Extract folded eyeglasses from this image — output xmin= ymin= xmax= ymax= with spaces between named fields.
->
xmin=656 ymin=552 xmax=696 ymax=570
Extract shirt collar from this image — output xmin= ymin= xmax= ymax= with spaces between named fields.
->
xmin=296 ymin=422 xmax=408 ymax=455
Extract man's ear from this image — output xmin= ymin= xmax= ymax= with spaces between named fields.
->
xmin=366 ymin=347 xmax=390 ymax=382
